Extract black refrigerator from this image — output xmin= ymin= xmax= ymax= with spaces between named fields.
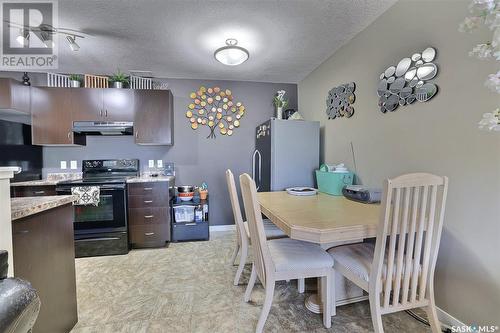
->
xmin=0 ymin=120 xmax=43 ymax=182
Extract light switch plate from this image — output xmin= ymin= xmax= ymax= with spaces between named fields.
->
xmin=148 ymin=160 xmax=155 ymax=168
xmin=157 ymin=160 xmax=163 ymax=168
xmin=70 ymin=160 xmax=78 ymax=170
xmin=60 ymin=161 xmax=67 ymax=170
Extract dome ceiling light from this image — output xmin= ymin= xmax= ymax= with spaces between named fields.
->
xmin=214 ymin=38 xmax=249 ymax=66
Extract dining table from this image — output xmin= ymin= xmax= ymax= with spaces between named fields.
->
xmin=257 ymin=191 xmax=381 ymax=313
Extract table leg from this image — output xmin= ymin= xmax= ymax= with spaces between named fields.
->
xmin=304 ymin=278 xmax=323 ymax=313
xmin=304 ymin=275 xmax=368 ymax=314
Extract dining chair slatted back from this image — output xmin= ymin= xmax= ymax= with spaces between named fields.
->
xmin=226 ymin=170 xmax=249 ymax=258
xmin=239 ymin=173 xmax=273 ymax=288
xmin=370 ymin=173 xmax=448 ymax=313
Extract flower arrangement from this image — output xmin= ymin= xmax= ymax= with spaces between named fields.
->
xmin=273 ymin=90 xmax=289 ymax=109
xmin=273 ymin=90 xmax=289 ymax=119
xmin=459 ymin=0 xmax=500 ymax=131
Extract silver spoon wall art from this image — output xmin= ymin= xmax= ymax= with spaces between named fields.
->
xmin=377 ymin=47 xmax=438 ymax=113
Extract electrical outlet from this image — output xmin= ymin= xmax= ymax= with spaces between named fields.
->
xmin=157 ymin=160 xmax=163 ymax=168
xmin=70 ymin=160 xmax=78 ymax=170
xmin=148 ymin=160 xmax=155 ymax=168
xmin=60 ymin=161 xmax=67 ymax=170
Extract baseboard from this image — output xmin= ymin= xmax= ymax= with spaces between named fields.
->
xmin=437 ymin=306 xmax=466 ymax=329
xmin=209 ymin=224 xmax=236 ymax=232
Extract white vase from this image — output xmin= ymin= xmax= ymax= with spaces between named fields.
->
xmin=276 ymin=107 xmax=283 ymax=119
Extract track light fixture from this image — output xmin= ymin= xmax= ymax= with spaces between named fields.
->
xmin=66 ymin=35 xmax=80 ymax=51
xmin=40 ymin=31 xmax=54 ymax=48
xmin=16 ymin=29 xmax=29 ymax=46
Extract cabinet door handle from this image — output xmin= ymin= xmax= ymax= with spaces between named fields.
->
xmin=15 ymin=230 xmax=29 ymax=234
xmin=34 ymin=190 xmax=45 ymax=194
xmin=99 ymin=109 xmax=103 ymax=117
xmin=105 ymin=109 xmax=108 ymax=117
xmin=67 ymin=132 xmax=71 ymax=140
xmin=144 ymin=232 xmax=155 ymax=236
xmin=185 ymin=223 xmax=197 ymax=226
xmin=135 ymin=131 xmax=139 ymax=139
xmin=144 ymin=200 xmax=153 ymax=204
xmin=144 ymin=215 xmax=154 ymax=219
xmin=143 ymin=187 xmax=153 ymax=191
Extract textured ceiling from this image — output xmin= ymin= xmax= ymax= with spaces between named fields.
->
xmin=52 ymin=0 xmax=396 ymax=83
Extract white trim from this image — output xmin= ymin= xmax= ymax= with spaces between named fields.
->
xmin=437 ymin=306 xmax=466 ymax=329
xmin=209 ymin=225 xmax=236 ymax=232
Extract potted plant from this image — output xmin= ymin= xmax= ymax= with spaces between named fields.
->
xmin=109 ymin=69 xmax=129 ymax=89
xmin=69 ymin=74 xmax=81 ymax=88
xmin=273 ymin=90 xmax=289 ymax=119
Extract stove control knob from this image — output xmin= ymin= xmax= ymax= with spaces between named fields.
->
xmin=93 ymin=161 xmax=99 ymax=167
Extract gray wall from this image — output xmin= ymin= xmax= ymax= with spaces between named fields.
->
xmin=298 ymin=0 xmax=499 ymax=325
xmin=38 ymin=78 xmax=297 ymax=226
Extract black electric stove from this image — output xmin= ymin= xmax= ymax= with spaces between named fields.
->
xmin=56 ymin=159 xmax=139 ymax=258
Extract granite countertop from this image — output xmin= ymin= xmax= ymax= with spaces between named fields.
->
xmin=11 ymin=195 xmax=77 ymax=221
xmin=11 ymin=173 xmax=82 ymax=187
xmin=126 ymin=175 xmax=175 ymax=183
xmin=11 ymin=179 xmax=61 ymax=186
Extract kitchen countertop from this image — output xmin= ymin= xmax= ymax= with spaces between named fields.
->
xmin=11 ymin=195 xmax=77 ymax=221
xmin=11 ymin=173 xmax=83 ymax=187
xmin=10 ymin=179 xmax=62 ymax=186
xmin=126 ymin=175 xmax=175 ymax=183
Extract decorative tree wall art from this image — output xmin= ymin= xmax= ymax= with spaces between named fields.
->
xmin=186 ymin=86 xmax=246 ymax=138
xmin=377 ymin=47 xmax=438 ymax=113
xmin=326 ymin=82 xmax=356 ymax=119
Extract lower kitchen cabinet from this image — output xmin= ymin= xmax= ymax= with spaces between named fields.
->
xmin=127 ymin=182 xmax=171 ymax=248
xmin=12 ymin=203 xmax=78 ymax=333
xmin=11 ymin=185 xmax=57 ymax=197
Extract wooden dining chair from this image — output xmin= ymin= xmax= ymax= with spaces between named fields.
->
xmin=239 ymin=173 xmax=334 ymax=333
xmin=226 ymin=169 xmax=288 ymax=286
xmin=328 ymin=173 xmax=449 ymax=333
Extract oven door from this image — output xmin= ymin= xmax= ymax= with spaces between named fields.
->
xmin=63 ymin=184 xmax=127 ymax=234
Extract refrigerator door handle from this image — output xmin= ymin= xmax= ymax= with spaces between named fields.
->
xmin=252 ymin=149 xmax=258 ymax=181
xmin=256 ymin=149 xmax=262 ymax=191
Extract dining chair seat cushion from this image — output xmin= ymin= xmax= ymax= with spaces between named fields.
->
xmin=328 ymin=243 xmax=420 ymax=283
xmin=244 ymin=220 xmax=287 ymax=240
xmin=268 ymin=238 xmax=334 ymax=272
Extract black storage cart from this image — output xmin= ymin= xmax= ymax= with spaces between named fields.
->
xmin=171 ymin=196 xmax=209 ymax=242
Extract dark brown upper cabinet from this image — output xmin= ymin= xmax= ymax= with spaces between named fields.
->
xmin=134 ymin=90 xmax=173 ymax=145
xmin=70 ymin=88 xmax=103 ymax=121
xmin=71 ymin=88 xmax=134 ymax=122
xmin=31 ymin=87 xmax=86 ymax=146
xmin=0 ymin=78 xmax=30 ymax=115
xmin=103 ymin=88 xmax=135 ymax=121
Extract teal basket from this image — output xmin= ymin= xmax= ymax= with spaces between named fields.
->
xmin=315 ymin=170 xmax=354 ymax=196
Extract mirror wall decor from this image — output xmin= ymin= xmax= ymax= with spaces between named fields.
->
xmin=326 ymin=82 xmax=356 ymax=119
xmin=377 ymin=47 xmax=438 ymax=113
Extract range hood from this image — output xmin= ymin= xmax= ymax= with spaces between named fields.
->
xmin=72 ymin=121 xmax=134 ymax=136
